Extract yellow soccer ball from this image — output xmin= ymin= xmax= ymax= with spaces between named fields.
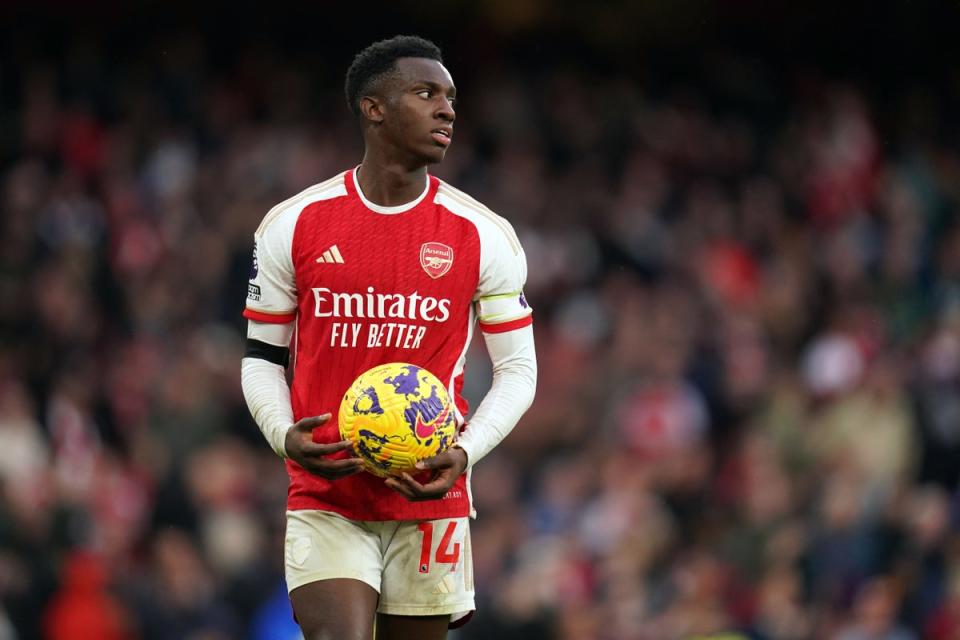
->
xmin=339 ymin=362 xmax=458 ymax=477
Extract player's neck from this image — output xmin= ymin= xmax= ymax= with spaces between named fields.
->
xmin=356 ymin=156 xmax=428 ymax=207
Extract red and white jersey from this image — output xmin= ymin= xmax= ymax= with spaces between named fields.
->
xmin=243 ymin=168 xmax=532 ymax=521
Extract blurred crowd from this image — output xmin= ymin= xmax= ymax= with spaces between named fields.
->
xmin=2 ymin=27 xmax=960 ymax=640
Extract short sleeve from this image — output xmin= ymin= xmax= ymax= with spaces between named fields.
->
xmin=475 ymin=221 xmax=533 ymax=334
xmin=243 ymin=206 xmax=299 ymax=324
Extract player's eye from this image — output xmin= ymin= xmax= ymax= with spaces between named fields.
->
xmin=416 ymin=90 xmax=431 ymax=99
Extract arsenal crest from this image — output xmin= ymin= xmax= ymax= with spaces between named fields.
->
xmin=420 ymin=242 xmax=454 ymax=279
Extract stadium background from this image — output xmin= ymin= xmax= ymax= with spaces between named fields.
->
xmin=2 ymin=1 xmax=960 ymax=638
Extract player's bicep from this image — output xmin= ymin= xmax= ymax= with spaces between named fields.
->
xmin=243 ymin=217 xmax=298 ymax=323
xmin=476 ymin=228 xmax=532 ymax=334
xmin=247 ymin=318 xmax=294 ymax=347
xmin=476 ymin=290 xmax=532 ymax=333
xmin=245 ymin=320 xmax=294 ymax=367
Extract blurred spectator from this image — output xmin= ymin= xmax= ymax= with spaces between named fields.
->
xmin=833 ymin=576 xmax=916 ymax=640
xmin=42 ymin=551 xmax=134 ymax=640
xmin=127 ymin=528 xmax=238 ymax=640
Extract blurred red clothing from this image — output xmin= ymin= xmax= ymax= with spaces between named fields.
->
xmin=43 ymin=551 xmax=134 ymax=640
xmin=700 ymin=241 xmax=760 ymax=308
xmin=926 ymin=603 xmax=960 ymax=640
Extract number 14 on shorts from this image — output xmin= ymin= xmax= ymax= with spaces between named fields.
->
xmin=417 ymin=521 xmax=461 ymax=574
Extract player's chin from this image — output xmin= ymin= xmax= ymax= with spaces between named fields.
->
xmin=422 ymin=148 xmax=448 ymax=164
xmin=417 ymin=141 xmax=449 ymax=164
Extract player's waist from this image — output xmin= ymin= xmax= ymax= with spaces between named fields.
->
xmin=286 ymin=470 xmax=470 ymax=519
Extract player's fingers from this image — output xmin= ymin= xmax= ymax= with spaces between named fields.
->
xmin=321 ymin=457 xmax=365 ymax=470
xmin=294 ymin=414 xmax=332 ymax=432
xmin=414 ymin=453 xmax=442 ymax=471
xmin=393 ymin=473 xmax=432 ymax=499
xmin=384 ymin=477 xmax=418 ymax=500
xmin=305 ymin=440 xmax=355 ymax=456
xmin=415 ymin=450 xmax=455 ymax=471
xmin=322 ymin=463 xmax=365 ymax=479
xmin=416 ymin=446 xmax=468 ymax=472
xmin=398 ymin=472 xmax=427 ymax=492
xmin=304 ymin=457 xmax=364 ymax=478
xmin=401 ymin=471 xmax=450 ymax=499
xmin=413 ymin=473 xmax=455 ymax=499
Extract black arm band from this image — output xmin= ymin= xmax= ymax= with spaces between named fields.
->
xmin=244 ymin=339 xmax=290 ymax=368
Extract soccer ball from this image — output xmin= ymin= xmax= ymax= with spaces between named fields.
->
xmin=339 ymin=362 xmax=458 ymax=477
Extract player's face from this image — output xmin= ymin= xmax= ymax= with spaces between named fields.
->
xmin=382 ymin=57 xmax=456 ymax=164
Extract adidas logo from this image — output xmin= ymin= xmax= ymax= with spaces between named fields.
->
xmin=432 ymin=574 xmax=459 ymax=595
xmin=316 ymin=245 xmax=344 ymax=264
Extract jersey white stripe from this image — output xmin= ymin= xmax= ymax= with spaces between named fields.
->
xmin=448 ymin=306 xmax=474 ymax=427
xmin=448 ymin=305 xmax=476 ymax=518
xmin=436 ymin=182 xmax=521 ymax=255
xmin=256 ymin=174 xmax=347 ymax=235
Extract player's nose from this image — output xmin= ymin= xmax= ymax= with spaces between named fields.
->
xmin=436 ymin=97 xmax=455 ymax=122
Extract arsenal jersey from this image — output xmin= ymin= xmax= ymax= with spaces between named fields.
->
xmin=243 ymin=168 xmax=532 ymax=521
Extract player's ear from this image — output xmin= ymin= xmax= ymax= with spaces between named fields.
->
xmin=359 ymin=96 xmax=385 ymax=124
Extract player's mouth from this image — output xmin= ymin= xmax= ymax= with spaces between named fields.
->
xmin=431 ymin=127 xmax=452 ymax=147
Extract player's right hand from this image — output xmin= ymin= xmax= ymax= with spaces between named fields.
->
xmin=284 ymin=414 xmax=365 ymax=479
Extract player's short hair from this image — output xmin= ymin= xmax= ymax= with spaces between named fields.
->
xmin=344 ymin=35 xmax=443 ymax=116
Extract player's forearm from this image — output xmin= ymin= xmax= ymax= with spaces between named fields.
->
xmin=241 ymin=356 xmax=294 ymax=457
xmin=241 ymin=319 xmax=296 ymax=456
xmin=457 ymin=326 xmax=536 ymax=466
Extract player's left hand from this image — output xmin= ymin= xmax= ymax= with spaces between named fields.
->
xmin=385 ymin=446 xmax=468 ymax=501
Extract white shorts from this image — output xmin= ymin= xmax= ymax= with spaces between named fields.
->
xmin=285 ymin=510 xmax=475 ymax=619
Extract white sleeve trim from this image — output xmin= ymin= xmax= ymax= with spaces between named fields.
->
xmin=434 ymin=186 xmax=528 ymax=304
xmin=247 ymin=318 xmax=295 ymax=347
xmin=247 ymin=175 xmax=347 ymax=315
xmin=456 ymin=325 xmax=536 ymax=466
